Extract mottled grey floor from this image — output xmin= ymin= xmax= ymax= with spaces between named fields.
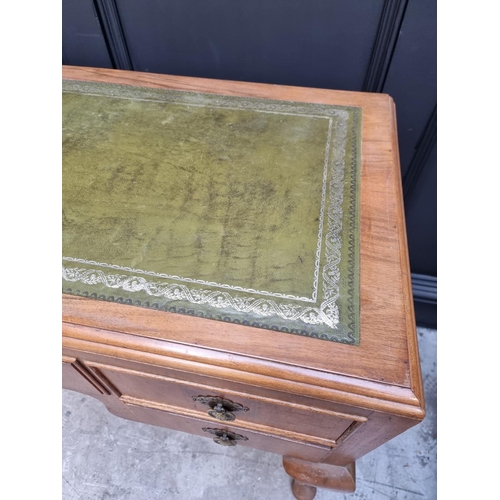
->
xmin=62 ymin=328 xmax=436 ymax=500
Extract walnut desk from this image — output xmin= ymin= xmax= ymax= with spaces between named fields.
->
xmin=62 ymin=66 xmax=425 ymax=499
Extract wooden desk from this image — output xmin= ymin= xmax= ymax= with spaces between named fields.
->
xmin=62 ymin=66 xmax=425 ymax=499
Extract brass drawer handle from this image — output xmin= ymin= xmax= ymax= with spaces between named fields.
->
xmin=202 ymin=428 xmax=249 ymax=447
xmin=192 ymin=396 xmax=249 ymax=422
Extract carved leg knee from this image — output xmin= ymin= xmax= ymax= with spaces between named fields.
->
xmin=283 ymin=456 xmax=356 ymax=496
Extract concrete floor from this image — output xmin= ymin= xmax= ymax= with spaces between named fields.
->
xmin=62 ymin=327 xmax=436 ymax=500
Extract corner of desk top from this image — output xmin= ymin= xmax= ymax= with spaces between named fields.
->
xmin=62 ymin=69 xmax=423 ymax=421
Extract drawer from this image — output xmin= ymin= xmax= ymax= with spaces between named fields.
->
xmin=122 ymin=396 xmax=332 ymax=463
xmin=87 ymin=360 xmax=362 ymax=446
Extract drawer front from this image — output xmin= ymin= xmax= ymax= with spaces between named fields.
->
xmin=89 ymin=361 xmax=359 ymax=445
xmin=122 ymin=396 xmax=332 ymax=463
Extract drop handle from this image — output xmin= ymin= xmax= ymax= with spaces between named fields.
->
xmin=191 ymin=396 xmax=249 ymax=422
xmin=202 ymin=428 xmax=249 ymax=446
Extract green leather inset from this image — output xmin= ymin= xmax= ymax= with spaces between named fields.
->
xmin=62 ymin=80 xmax=361 ymax=344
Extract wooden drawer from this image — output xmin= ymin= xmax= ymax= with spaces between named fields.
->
xmin=121 ymin=396 xmax=332 ymax=463
xmin=87 ymin=360 xmax=362 ymax=447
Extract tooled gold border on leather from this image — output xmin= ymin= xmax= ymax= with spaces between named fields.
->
xmin=62 ymin=81 xmax=360 ymax=340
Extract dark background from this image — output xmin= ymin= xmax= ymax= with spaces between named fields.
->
xmin=62 ymin=0 xmax=436 ymax=328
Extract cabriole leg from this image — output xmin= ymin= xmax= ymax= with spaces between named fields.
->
xmin=283 ymin=456 xmax=356 ymax=499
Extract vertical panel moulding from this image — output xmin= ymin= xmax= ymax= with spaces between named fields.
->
xmin=363 ymin=0 xmax=408 ymax=92
xmin=93 ymin=0 xmax=133 ymax=70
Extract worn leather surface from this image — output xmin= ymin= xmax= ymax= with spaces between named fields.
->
xmin=62 ymin=80 xmax=361 ymax=343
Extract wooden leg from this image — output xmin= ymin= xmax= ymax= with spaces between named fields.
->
xmin=291 ymin=479 xmax=317 ymax=500
xmin=283 ymin=456 xmax=356 ymax=496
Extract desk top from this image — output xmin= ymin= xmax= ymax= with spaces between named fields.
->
xmin=62 ymin=66 xmax=423 ymax=417
xmin=62 ymin=79 xmax=360 ymax=344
